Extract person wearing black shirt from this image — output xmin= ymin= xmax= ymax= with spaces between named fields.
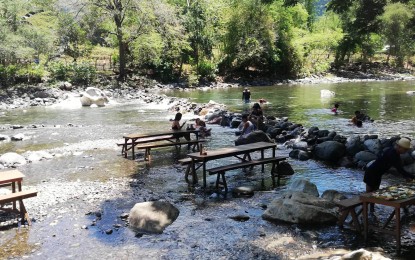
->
xmin=364 ymin=138 xmax=414 ymax=193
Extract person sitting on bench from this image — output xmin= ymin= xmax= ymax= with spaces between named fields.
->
xmin=171 ymin=112 xmax=191 ymax=149
xmin=195 ymin=118 xmax=211 ymax=138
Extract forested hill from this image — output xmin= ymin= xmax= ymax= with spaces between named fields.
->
xmin=1 ymin=0 xmax=414 ymax=86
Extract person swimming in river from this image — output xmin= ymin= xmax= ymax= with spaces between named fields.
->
xmin=351 ymin=110 xmax=373 ymax=124
xmin=331 ymin=103 xmax=339 ymax=115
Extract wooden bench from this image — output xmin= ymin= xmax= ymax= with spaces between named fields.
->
xmin=207 ymin=156 xmax=287 ymax=197
xmin=136 ymin=139 xmax=206 ymax=161
xmin=0 ymin=190 xmax=37 ymax=225
xmin=335 ymin=196 xmax=362 ymax=231
xmin=117 ymin=135 xmax=174 ymax=155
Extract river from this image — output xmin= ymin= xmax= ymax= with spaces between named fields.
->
xmin=0 ymin=80 xmax=415 ymax=259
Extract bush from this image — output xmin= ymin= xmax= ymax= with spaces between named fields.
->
xmin=16 ymin=65 xmax=45 ymax=83
xmin=198 ymin=60 xmax=216 ymax=80
xmin=48 ymin=62 xmax=96 ymax=85
xmin=48 ymin=62 xmax=72 ymax=81
xmin=71 ymin=63 xmax=96 ymax=85
xmin=0 ymin=65 xmax=18 ymax=87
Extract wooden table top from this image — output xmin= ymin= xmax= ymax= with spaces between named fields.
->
xmin=123 ymin=129 xmax=199 ymax=139
xmin=0 ymin=169 xmax=25 ymax=184
xmin=187 ymin=141 xmax=276 ymax=160
xmin=360 ymin=188 xmax=415 ymax=207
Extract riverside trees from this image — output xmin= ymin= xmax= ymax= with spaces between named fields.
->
xmin=0 ymin=0 xmax=415 ymax=86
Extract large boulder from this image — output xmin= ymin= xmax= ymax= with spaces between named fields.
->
xmin=363 ymin=139 xmax=382 ymax=156
xmin=0 ymin=152 xmax=27 ymax=167
xmin=262 ymin=191 xmax=337 ymax=225
xmin=80 ymin=87 xmax=109 ymax=107
xmin=235 ymin=131 xmax=273 ymax=146
xmin=314 ymin=141 xmax=346 ymax=162
xmin=230 ymin=118 xmax=241 ymax=128
xmin=128 ymin=201 xmax=180 ymax=234
xmin=355 ymin=151 xmax=377 ymax=163
xmin=288 ymin=179 xmax=319 ymax=197
xmin=278 ymin=161 xmax=295 ymax=176
xmin=345 ymin=135 xmax=363 ymax=156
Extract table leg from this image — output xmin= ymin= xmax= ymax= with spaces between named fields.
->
xmin=363 ymin=201 xmax=368 ymax=244
xmin=18 ymin=181 xmax=22 ymax=192
xmin=261 ymin=149 xmax=265 ymax=172
xmin=395 ymin=207 xmax=401 ymax=255
xmin=191 ymin=158 xmax=198 ymax=185
xmin=202 ymin=160 xmax=207 ymax=188
xmin=132 ymin=138 xmax=136 ymax=160
xmin=12 ymin=182 xmax=16 ymax=210
xmin=272 ymin=147 xmax=275 ymax=158
xmin=124 ymin=138 xmax=128 ymax=158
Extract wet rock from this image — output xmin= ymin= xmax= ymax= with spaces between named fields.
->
xmin=262 ymin=191 xmax=337 ymax=225
xmin=11 ymin=133 xmax=25 ymax=141
xmin=278 ymin=161 xmax=295 ymax=176
xmin=128 ymin=201 xmax=179 ymax=234
xmin=364 ymin=139 xmax=382 ymax=156
xmin=81 ymin=225 xmax=88 ymax=230
xmin=298 ymin=151 xmax=310 ymax=161
xmin=355 ymin=151 xmax=377 ymax=163
xmin=25 ymin=151 xmax=53 ymax=162
xmin=80 ymin=87 xmax=109 ymax=107
xmin=235 ymin=131 xmax=273 ymax=146
xmin=339 ymin=157 xmax=356 ymax=168
xmin=232 ymin=186 xmax=255 ymax=197
xmin=0 ymin=134 xmax=9 ymax=141
xmin=346 ymin=135 xmax=363 ymax=156
xmin=314 ymin=141 xmax=345 ymax=162
xmin=288 ymin=179 xmax=319 ymax=197
xmin=292 ymin=141 xmax=308 ymax=151
xmin=230 ymin=118 xmax=241 ymax=128
xmin=105 ymin=229 xmax=113 ymax=235
xmin=119 ymin=213 xmax=129 ymax=219
xmin=289 ymin=149 xmax=300 ymax=159
xmin=12 ymin=125 xmax=24 ymax=129
xmin=229 ymin=215 xmax=250 ymax=222
xmin=321 ymin=190 xmax=347 ymax=202
xmin=341 ymin=248 xmax=390 ymax=260
xmin=0 ymin=152 xmax=27 ymax=167
xmin=308 ymin=126 xmax=319 ymax=135
xmin=404 ymin=162 xmax=415 ymax=174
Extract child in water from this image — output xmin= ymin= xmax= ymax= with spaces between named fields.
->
xmin=331 ymin=103 xmax=339 ymax=115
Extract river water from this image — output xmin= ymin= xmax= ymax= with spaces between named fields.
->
xmin=1 ymin=80 xmax=415 ymax=259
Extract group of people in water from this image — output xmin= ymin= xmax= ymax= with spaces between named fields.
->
xmin=331 ymin=103 xmax=373 ymax=127
xmin=171 ymin=89 xmax=414 ymax=208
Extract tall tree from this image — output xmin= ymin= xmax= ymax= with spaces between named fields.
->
xmin=380 ymin=2 xmax=414 ymax=66
xmin=89 ymin=0 xmax=151 ymax=81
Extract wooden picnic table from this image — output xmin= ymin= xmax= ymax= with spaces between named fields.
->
xmin=122 ymin=129 xmax=200 ymax=160
xmin=360 ymin=185 xmax=415 ymax=254
xmin=187 ymin=141 xmax=277 ymax=188
xmin=0 ymin=169 xmax=24 ymax=210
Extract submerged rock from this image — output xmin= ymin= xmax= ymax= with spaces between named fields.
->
xmin=235 ymin=130 xmax=273 ymax=146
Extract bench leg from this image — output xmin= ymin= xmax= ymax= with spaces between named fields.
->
xmin=18 ymin=199 xmax=31 ymax=225
xmin=270 ymin=162 xmax=276 ymax=188
xmin=144 ymin=148 xmax=152 ymax=161
xmin=215 ymin=171 xmax=228 ymax=198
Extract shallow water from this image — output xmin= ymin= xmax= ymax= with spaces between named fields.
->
xmin=1 ymin=81 xmax=415 ymax=259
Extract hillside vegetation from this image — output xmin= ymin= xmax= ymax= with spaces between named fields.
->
xmin=1 ymin=0 xmax=415 ymax=86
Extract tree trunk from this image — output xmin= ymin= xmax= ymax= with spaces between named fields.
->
xmin=117 ymin=28 xmax=127 ymax=81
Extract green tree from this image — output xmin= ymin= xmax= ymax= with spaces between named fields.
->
xmin=89 ymin=0 xmax=152 ymax=81
xmin=379 ymin=2 xmax=414 ymax=66
xmin=57 ymin=13 xmax=92 ymax=62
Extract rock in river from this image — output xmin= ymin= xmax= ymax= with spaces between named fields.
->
xmin=128 ymin=201 xmax=179 ymax=234
xmin=314 ymin=141 xmax=345 ymax=162
xmin=262 ymin=191 xmax=337 ymax=225
xmin=0 ymin=152 xmax=27 ymax=167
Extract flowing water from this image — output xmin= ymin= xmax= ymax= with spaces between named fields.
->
xmin=1 ymin=80 xmax=415 ymax=259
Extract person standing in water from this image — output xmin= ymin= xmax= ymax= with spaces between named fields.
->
xmin=242 ymin=88 xmax=251 ymax=103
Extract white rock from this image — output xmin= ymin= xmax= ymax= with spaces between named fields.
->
xmin=0 ymin=152 xmax=27 ymax=167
